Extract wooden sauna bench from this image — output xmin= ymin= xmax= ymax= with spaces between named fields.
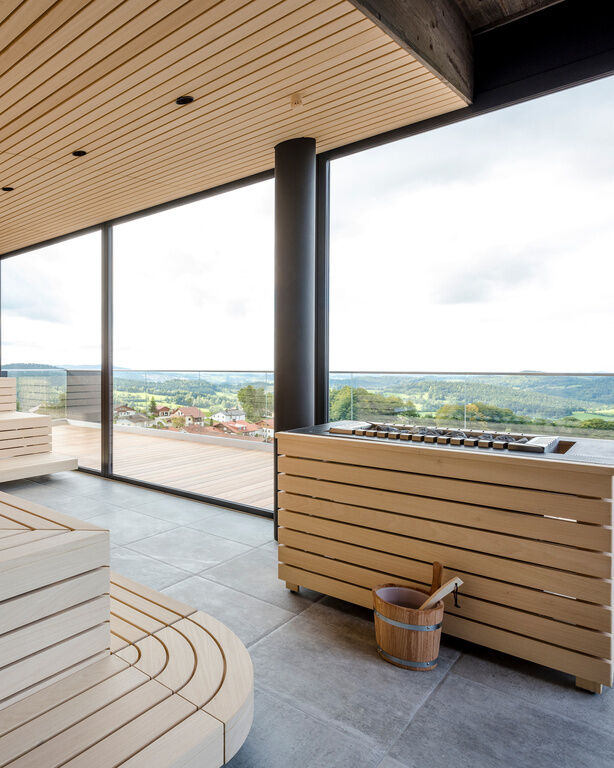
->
xmin=0 ymin=493 xmax=253 ymax=766
xmin=276 ymin=426 xmax=614 ymax=694
xmin=0 ymin=376 xmax=77 ymax=481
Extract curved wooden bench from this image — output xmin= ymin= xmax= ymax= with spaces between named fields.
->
xmin=0 ymin=571 xmax=253 ymax=767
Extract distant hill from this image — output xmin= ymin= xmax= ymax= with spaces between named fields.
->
xmin=329 ymin=374 xmax=613 ymax=420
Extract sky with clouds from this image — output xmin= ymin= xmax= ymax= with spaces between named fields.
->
xmin=2 ymin=75 xmax=613 ymax=374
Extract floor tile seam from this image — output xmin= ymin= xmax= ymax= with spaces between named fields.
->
xmin=244 ymin=613 xmax=300 ymax=649
xmin=255 ymin=538 xmax=276 ymax=549
xmin=392 ymin=651 xmax=464 ymax=739
xmin=117 ymin=522 xmax=259 ymax=555
xmin=449 ymin=666 xmax=614 ymax=734
xmin=194 ymin=540 xmax=263 ymax=571
xmin=184 ymin=520 xmax=273 ymax=547
xmin=251 ymin=681 xmax=387 ymax=756
xmin=374 ymin=654 xmax=465 ymax=765
xmin=189 ymin=572 xmax=297 ymax=622
xmin=125 ymin=495 xmax=238 ymax=514
xmin=55 ymin=485 xmax=163 ymax=512
xmin=200 ymin=571 xmax=327 ymax=616
xmin=242 ymin=609 xmax=315 ymax=653
xmin=116 ymin=506 xmax=214 ymax=526
xmin=117 ymin=533 xmax=256 ymax=574
xmin=118 ymin=542 xmax=198 ymax=577
xmin=107 ymin=521 xmax=190 ymax=547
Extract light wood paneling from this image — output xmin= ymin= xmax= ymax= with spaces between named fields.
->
xmin=0 ymin=568 xmax=253 ymax=767
xmin=276 ymin=430 xmax=614 ymax=692
xmin=0 ymin=0 xmax=465 ymax=255
xmin=0 ymin=495 xmax=110 ymax=710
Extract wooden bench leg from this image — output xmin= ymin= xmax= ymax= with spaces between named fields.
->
xmin=576 ymin=677 xmax=603 ymax=694
xmin=286 ymin=581 xmax=300 ymax=593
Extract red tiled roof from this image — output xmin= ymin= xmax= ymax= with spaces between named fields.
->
xmin=183 ymin=425 xmax=220 ymax=436
xmin=216 ymin=420 xmax=260 ymax=433
xmin=171 ymin=406 xmax=203 ymax=418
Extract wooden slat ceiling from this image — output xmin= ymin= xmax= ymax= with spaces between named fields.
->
xmin=0 ymin=0 xmax=466 ymax=255
xmin=454 ymin=0 xmax=563 ymax=32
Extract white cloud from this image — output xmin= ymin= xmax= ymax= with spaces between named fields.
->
xmin=329 ymin=76 xmax=614 ymax=373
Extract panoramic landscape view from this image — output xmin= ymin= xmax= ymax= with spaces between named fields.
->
xmin=4 ymin=365 xmax=614 ymax=441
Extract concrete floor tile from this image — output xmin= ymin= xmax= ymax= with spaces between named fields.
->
xmin=0 ymin=481 xmax=75 ymax=507
xmin=85 ymin=507 xmax=178 ymax=545
xmin=250 ymin=598 xmax=460 ymax=748
xmin=388 ymin=673 xmax=614 ymax=768
xmin=376 ymin=758 xmax=407 ymax=768
xmin=129 ymin=526 xmax=250 ymax=573
xmin=189 ymin=509 xmax=274 ymax=546
xmin=228 ymin=688 xmax=383 ymax=768
xmin=205 ymin=544 xmax=321 ymax=613
xmin=81 ymin=480 xmax=162 ymax=506
xmin=162 ymin=576 xmax=294 ymax=646
xmin=1 ymin=479 xmax=51 ymax=494
xmin=29 ymin=471 xmax=107 ymax=494
xmin=111 ymin=546 xmax=190 ymax=590
xmin=450 ymin=640 xmax=614 ymax=732
xmin=38 ymin=493 xmax=132 ymax=520
xmin=135 ymin=494 xmax=224 ymax=525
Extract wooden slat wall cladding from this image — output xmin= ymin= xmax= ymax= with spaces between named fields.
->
xmin=0 ymin=0 xmax=466 ymax=255
xmin=276 ymin=433 xmax=614 ymax=691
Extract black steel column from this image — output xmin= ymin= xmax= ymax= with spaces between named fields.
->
xmin=274 ymin=138 xmax=316 ymax=535
xmin=315 ymin=154 xmax=330 ymax=425
xmin=101 ymin=222 xmax=113 ymax=476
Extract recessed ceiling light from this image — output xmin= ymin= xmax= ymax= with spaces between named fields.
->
xmin=72 ymin=150 xmax=87 ymax=157
xmin=1 ymin=186 xmax=14 ymax=191
xmin=175 ymin=95 xmax=194 ymax=105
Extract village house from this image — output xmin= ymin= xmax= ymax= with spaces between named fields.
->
xmin=171 ymin=405 xmax=205 ymax=426
xmin=114 ymin=404 xmax=136 ymax=417
xmin=211 ymin=407 xmax=246 ymax=423
xmin=213 ymin=420 xmax=260 ymax=437
xmin=155 ymin=405 xmax=172 ymax=418
xmin=255 ymin=418 xmax=274 ymax=440
xmin=116 ymin=412 xmax=151 ymax=427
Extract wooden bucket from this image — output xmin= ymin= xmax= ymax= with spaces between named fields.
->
xmin=373 ymin=584 xmax=444 ymax=671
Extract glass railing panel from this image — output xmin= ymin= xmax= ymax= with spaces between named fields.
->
xmin=4 ymin=367 xmax=102 ymax=470
xmin=329 ymin=372 xmax=614 ymax=441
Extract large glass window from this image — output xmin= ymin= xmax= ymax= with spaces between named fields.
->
xmin=0 ymin=232 xmax=102 ymax=469
xmin=329 ymin=78 xmax=614 ymax=438
xmin=113 ymin=180 xmax=274 ymax=509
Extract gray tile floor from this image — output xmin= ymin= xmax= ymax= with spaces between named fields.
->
xmin=2 ymin=471 xmax=612 ymax=768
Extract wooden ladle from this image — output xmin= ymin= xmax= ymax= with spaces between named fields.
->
xmin=419 ymin=576 xmax=463 ymax=611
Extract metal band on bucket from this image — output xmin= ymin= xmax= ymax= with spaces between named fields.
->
xmin=378 ymin=648 xmax=438 ymax=669
xmin=374 ymin=611 xmax=442 ymax=632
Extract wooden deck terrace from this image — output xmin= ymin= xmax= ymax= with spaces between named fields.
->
xmin=52 ymin=423 xmax=274 ymax=510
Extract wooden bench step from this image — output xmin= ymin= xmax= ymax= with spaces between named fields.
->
xmin=0 ymin=571 xmax=254 ymax=766
xmin=0 ymin=452 xmax=78 ymax=482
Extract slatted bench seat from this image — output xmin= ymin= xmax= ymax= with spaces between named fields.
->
xmin=0 ymin=494 xmax=253 ymax=767
xmin=0 ymin=572 xmax=254 ymax=767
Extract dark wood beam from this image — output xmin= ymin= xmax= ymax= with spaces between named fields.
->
xmin=324 ymin=0 xmax=614 ymax=160
xmin=346 ymin=0 xmax=473 ymax=103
